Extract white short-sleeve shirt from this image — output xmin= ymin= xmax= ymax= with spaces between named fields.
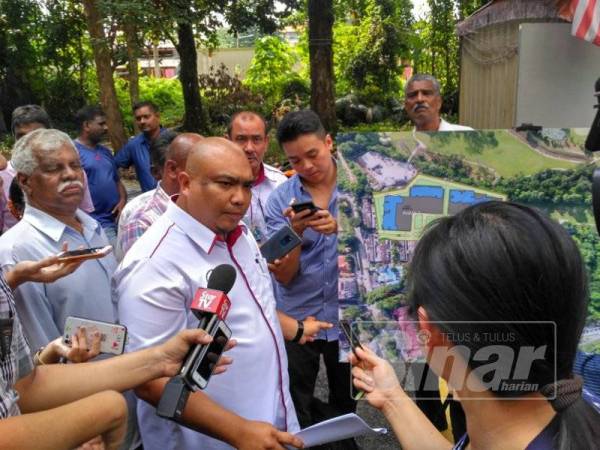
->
xmin=113 ymin=200 xmax=299 ymax=450
xmin=243 ymin=163 xmax=288 ymax=244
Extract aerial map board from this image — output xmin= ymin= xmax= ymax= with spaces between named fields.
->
xmin=337 ymin=128 xmax=600 ymax=362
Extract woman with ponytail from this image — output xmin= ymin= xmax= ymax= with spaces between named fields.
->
xmin=351 ymin=202 xmax=600 ymax=449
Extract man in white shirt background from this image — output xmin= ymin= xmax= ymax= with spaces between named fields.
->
xmin=405 ymin=74 xmax=473 ymax=132
xmin=226 ymin=111 xmax=288 ymax=244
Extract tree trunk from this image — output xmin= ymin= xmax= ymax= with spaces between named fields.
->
xmin=123 ymin=22 xmax=140 ymax=105
xmin=0 ymin=108 xmax=6 ymax=134
xmin=152 ymin=43 xmax=161 ymax=78
xmin=174 ymin=22 xmax=207 ymax=134
xmin=308 ymin=0 xmax=336 ymax=133
xmin=82 ymin=0 xmax=127 ymax=151
xmin=123 ymin=21 xmax=140 ymax=132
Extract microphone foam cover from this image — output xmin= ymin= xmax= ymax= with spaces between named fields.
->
xmin=207 ymin=264 xmax=237 ymax=294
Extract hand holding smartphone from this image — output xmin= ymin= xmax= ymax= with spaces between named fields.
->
xmin=340 ymin=320 xmax=366 ymax=400
xmin=180 ymin=320 xmax=232 ymax=390
xmin=260 ymin=225 xmax=302 ymax=263
xmin=290 ymin=200 xmax=320 ymax=216
xmin=63 ymin=316 xmax=127 ymax=355
xmin=57 ymin=245 xmax=112 ymax=263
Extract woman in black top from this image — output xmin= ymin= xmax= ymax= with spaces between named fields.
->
xmin=351 ymin=201 xmax=600 ymax=450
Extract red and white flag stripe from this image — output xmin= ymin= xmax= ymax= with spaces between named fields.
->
xmin=571 ymin=0 xmax=600 ymax=45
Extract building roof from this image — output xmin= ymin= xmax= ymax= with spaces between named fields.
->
xmin=457 ymin=0 xmax=566 ymax=36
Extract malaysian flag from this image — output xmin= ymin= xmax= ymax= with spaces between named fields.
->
xmin=558 ymin=0 xmax=600 ymax=45
xmin=560 ymin=0 xmax=600 ymax=45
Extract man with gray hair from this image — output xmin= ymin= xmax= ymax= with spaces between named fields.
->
xmin=0 ymin=128 xmax=117 ymax=350
xmin=405 ymin=74 xmax=472 ymax=132
xmin=0 ymin=105 xmax=94 ymax=233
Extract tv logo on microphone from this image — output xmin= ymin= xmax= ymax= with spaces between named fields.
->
xmin=191 ymin=288 xmax=232 ymax=321
xmin=197 ymin=291 xmax=217 ymax=309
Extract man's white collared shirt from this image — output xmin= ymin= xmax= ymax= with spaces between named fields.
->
xmin=113 ymin=200 xmax=299 ymax=450
xmin=244 ymin=163 xmax=287 ymax=244
xmin=0 ymin=205 xmax=117 ymax=349
xmin=438 ymin=119 xmax=473 ymax=131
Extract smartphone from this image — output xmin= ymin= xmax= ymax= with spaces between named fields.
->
xmin=260 ymin=225 xmax=302 ymax=263
xmin=57 ymin=245 xmax=112 ymax=263
xmin=63 ymin=316 xmax=127 ymax=355
xmin=291 ymin=200 xmax=320 ymax=216
xmin=181 ymin=320 xmax=231 ymax=391
xmin=340 ymin=320 xmax=366 ymax=400
xmin=340 ymin=320 xmax=364 ymax=355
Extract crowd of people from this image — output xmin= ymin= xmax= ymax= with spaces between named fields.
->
xmin=0 ymin=73 xmax=598 ymax=450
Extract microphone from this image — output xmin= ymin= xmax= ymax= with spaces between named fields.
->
xmin=190 ymin=264 xmax=236 ymax=331
xmin=156 ymin=264 xmax=236 ymax=420
xmin=585 ymin=77 xmax=600 ymax=152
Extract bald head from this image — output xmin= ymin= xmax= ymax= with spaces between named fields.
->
xmin=167 ymin=133 xmax=203 ymax=168
xmin=178 ymin=137 xmax=254 ymax=237
xmin=185 ymin=137 xmax=250 ymax=178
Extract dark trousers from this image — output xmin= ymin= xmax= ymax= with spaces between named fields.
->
xmin=285 ymin=339 xmax=357 ymax=427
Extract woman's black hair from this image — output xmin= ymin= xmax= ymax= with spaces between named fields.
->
xmin=407 ymin=201 xmax=600 ymax=449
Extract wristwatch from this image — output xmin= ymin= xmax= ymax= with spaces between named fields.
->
xmin=292 ymin=320 xmax=304 ymax=343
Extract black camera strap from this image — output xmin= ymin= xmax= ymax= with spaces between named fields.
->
xmin=0 ymin=317 xmax=14 ymax=361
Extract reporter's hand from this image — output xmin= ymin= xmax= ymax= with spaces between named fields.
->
xmin=5 ymin=243 xmax=83 ymax=289
xmin=59 ymin=326 xmax=102 ymax=363
xmin=236 ymin=420 xmax=303 ymax=450
xmin=210 ymin=337 xmax=236 ymax=376
xmin=306 ymin=209 xmax=337 ymax=235
xmin=349 ymin=346 xmax=402 ymax=410
xmin=157 ymin=328 xmax=236 ymax=377
xmin=284 ymin=206 xmax=317 ymax=237
xmin=299 ymin=316 xmax=333 ymax=344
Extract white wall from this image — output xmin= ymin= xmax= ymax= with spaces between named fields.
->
xmin=516 ymin=23 xmax=600 ymax=128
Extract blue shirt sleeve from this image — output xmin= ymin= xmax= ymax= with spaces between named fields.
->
xmin=264 ymin=187 xmax=290 ymax=239
xmin=114 ymin=140 xmax=132 ymax=169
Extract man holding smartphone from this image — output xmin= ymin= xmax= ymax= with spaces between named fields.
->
xmin=265 ymin=110 xmax=357 ymax=437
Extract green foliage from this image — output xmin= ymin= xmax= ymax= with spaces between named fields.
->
xmin=0 ymin=0 xmax=94 ymax=131
xmin=343 ymin=306 xmax=362 ymax=321
xmin=563 ymin=223 xmax=600 ymax=322
xmin=114 ymin=76 xmax=184 ymax=133
xmin=365 ymin=281 xmax=406 ymax=315
xmin=430 ymin=130 xmax=499 ymax=154
xmin=497 ymin=166 xmax=594 ymax=206
xmin=244 ymin=35 xmax=303 ymax=110
xmin=198 ymin=63 xmax=266 ymax=129
xmin=333 ymin=0 xmax=413 ymax=103
xmin=0 ymin=134 xmax=13 ymax=159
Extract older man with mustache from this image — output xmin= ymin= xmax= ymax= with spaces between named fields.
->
xmin=405 ymin=74 xmax=472 ymax=132
xmin=0 ymin=128 xmax=117 ymax=351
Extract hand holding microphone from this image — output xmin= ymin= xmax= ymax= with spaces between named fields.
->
xmin=157 ymin=264 xmax=237 ymax=420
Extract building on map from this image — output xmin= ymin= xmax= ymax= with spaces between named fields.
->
xmin=361 ymin=198 xmax=376 ymax=229
xmin=357 ymin=151 xmax=417 ymax=190
xmin=397 ymin=240 xmax=417 ymax=262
